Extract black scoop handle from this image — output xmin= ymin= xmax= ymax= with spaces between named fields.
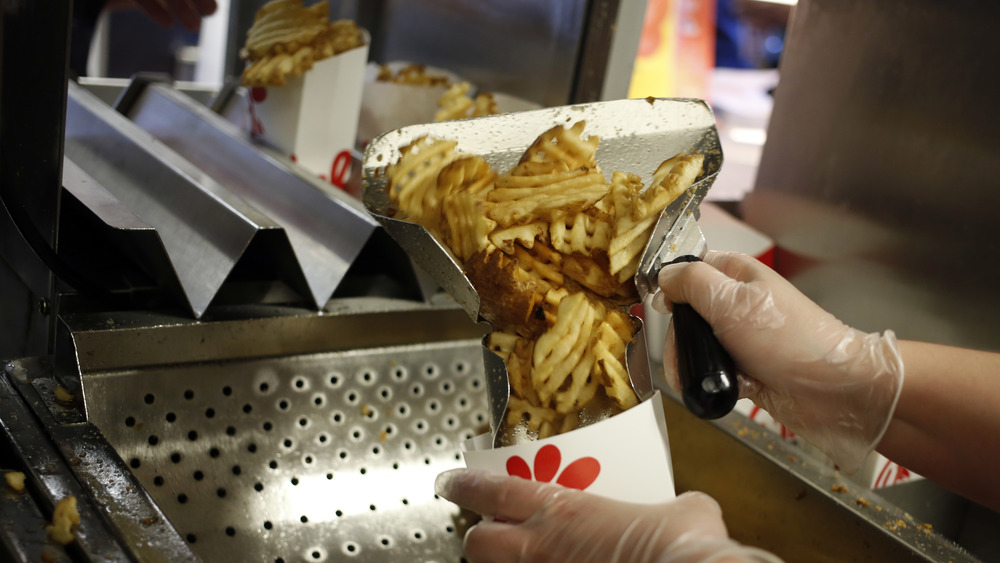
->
xmin=668 ymin=255 xmax=739 ymax=419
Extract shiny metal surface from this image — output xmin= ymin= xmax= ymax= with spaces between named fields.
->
xmin=633 ymin=100 xmax=721 ymax=298
xmin=744 ymin=0 xmax=1000 ymax=350
xmin=76 ymin=77 xmax=218 ymax=108
xmin=1 ymin=360 xmax=198 ymax=562
xmin=68 ymin=303 xmax=489 ymax=563
xmin=124 ymin=82 xmax=378 ymax=309
xmin=658 ymin=382 xmax=979 ymax=562
xmin=64 ymin=82 xmax=266 ymax=317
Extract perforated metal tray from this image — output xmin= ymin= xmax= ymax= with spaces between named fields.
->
xmin=84 ymin=341 xmax=484 ymax=562
xmin=61 ymin=302 xmax=488 ymax=563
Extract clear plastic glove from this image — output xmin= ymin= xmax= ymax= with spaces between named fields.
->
xmin=653 ymin=251 xmax=904 ymax=474
xmin=435 ymin=468 xmax=782 ymax=563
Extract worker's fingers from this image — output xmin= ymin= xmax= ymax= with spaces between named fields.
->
xmin=435 ymin=469 xmax=568 ymax=523
xmin=462 ymin=521 xmax=533 ymax=563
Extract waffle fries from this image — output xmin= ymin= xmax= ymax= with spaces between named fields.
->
xmin=387 ymin=121 xmax=703 ymax=442
xmin=435 ymin=82 xmax=499 ymax=122
xmin=241 ymin=0 xmax=365 ymax=87
xmin=377 ymin=63 xmax=450 ymax=87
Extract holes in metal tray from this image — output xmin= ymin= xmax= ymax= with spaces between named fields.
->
xmin=377 ymin=386 xmax=392 ymax=402
xmin=421 ymin=363 xmax=440 ymax=380
xmin=358 ymin=368 xmax=377 ymax=386
xmin=425 ymin=399 xmax=441 ymax=415
xmin=348 ymin=427 xmax=365 ymax=442
xmin=107 ymin=351 xmax=487 ymax=563
xmin=326 ymin=372 xmax=343 ymax=389
xmin=344 ymin=389 xmax=360 ymax=405
xmin=391 ymin=366 xmax=407 ymax=382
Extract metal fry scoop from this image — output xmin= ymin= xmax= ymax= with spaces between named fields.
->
xmin=635 ymin=151 xmax=740 ymax=420
xmin=362 ymin=98 xmax=738 ymax=440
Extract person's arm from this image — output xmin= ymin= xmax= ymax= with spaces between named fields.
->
xmin=878 ymin=341 xmax=1000 ymax=512
xmin=656 ymin=251 xmax=1000 ymax=512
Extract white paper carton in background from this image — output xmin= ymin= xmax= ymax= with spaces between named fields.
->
xmin=462 ymin=392 xmax=675 ymax=505
xmin=246 ymin=41 xmax=369 ymax=193
xmin=357 ymin=61 xmax=544 ymax=147
xmin=733 ymin=398 xmax=923 ymax=490
xmin=357 ymin=62 xmax=464 ymax=147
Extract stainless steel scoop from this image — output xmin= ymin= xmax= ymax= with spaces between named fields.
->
xmin=635 ymin=160 xmax=739 ymax=420
xmin=362 ymin=98 xmax=737 ymax=442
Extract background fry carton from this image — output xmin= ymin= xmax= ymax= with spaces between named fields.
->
xmin=357 ymin=62 xmax=464 ymax=147
xmin=462 ymin=390 xmax=676 ymax=505
xmin=733 ymin=398 xmax=923 ymax=490
xmin=357 ymin=61 xmax=543 ymax=147
xmin=246 ymin=38 xmax=369 ymax=191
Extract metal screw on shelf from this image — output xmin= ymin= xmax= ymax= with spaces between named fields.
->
xmin=38 ymin=298 xmax=50 ymax=316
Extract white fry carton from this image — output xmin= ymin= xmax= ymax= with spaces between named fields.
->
xmin=357 ymin=62 xmax=464 ymax=147
xmin=462 ymin=391 xmax=675 ymax=504
xmin=357 ymin=62 xmax=543 ymax=147
xmin=246 ymin=40 xmax=369 ymax=191
xmin=734 ymin=398 xmax=923 ymax=489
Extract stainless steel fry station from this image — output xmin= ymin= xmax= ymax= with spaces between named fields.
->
xmin=1 ymin=0 xmax=997 ymax=561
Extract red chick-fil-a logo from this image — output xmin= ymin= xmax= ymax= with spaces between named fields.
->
xmin=505 ymin=444 xmax=600 ymax=490
xmin=873 ymin=462 xmax=912 ymax=490
xmin=749 ymin=405 xmax=796 ymax=440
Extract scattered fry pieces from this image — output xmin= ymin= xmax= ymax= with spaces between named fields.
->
xmin=5 ymin=471 xmax=25 ymax=493
xmin=46 ymin=495 xmax=80 ymax=545
xmin=54 ymin=386 xmax=74 ymax=404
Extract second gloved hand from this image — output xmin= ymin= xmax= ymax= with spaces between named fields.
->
xmin=654 ymin=251 xmax=904 ymax=474
xmin=435 ymin=468 xmax=781 ymax=563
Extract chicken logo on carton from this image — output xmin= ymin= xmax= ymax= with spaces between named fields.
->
xmin=462 ymin=391 xmax=676 ymax=505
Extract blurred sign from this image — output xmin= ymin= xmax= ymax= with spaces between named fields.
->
xmin=628 ymin=0 xmax=716 ymax=100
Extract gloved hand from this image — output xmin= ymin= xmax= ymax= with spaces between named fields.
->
xmin=653 ymin=251 xmax=904 ymax=474
xmin=435 ymin=468 xmax=782 ymax=563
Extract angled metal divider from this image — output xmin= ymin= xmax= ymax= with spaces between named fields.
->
xmin=62 ymin=79 xmax=387 ymax=317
